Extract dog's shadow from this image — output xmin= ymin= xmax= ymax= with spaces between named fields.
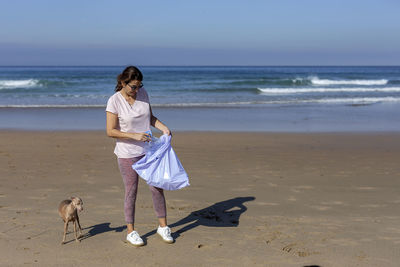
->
xmin=142 ymin=196 xmax=255 ymax=240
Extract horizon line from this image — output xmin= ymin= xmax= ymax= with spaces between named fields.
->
xmin=1 ymin=65 xmax=400 ymax=68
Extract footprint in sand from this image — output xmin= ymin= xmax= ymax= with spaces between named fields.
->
xmin=282 ymin=243 xmax=319 ymax=257
xmin=282 ymin=243 xmax=297 ymax=253
xmin=297 ymin=251 xmax=319 ymax=257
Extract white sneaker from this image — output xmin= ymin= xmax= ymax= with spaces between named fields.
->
xmin=157 ymin=225 xmax=174 ymax=243
xmin=126 ymin=231 xmax=144 ymax=246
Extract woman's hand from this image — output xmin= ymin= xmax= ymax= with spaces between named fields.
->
xmin=129 ymin=132 xmax=152 ymax=142
xmin=162 ymin=127 xmax=172 ymax=137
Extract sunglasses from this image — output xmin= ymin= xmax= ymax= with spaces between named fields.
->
xmin=127 ymin=83 xmax=143 ymax=90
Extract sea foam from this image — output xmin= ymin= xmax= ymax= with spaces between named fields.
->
xmin=0 ymin=79 xmax=40 ymax=89
xmin=311 ymin=77 xmax=388 ymax=86
xmin=258 ymin=87 xmax=400 ymax=94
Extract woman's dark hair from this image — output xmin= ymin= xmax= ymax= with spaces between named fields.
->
xmin=115 ymin=66 xmax=143 ymax=92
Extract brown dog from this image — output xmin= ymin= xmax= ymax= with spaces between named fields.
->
xmin=58 ymin=197 xmax=83 ymax=244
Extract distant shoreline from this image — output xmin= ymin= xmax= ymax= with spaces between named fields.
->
xmin=1 ymin=105 xmax=400 ymax=132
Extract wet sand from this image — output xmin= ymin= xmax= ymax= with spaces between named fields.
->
xmin=1 ymin=104 xmax=400 ymax=132
xmin=1 ymin=131 xmax=400 ymax=266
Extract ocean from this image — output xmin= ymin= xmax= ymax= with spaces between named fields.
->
xmin=1 ymin=66 xmax=400 ymax=131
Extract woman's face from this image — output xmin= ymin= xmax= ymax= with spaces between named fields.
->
xmin=123 ymin=80 xmax=143 ymax=97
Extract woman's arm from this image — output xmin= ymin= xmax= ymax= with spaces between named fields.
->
xmin=106 ymin=112 xmax=151 ymax=141
xmin=150 ymin=106 xmax=171 ymax=136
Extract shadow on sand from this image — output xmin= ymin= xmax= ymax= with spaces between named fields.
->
xmin=78 ymin=223 xmax=126 ymax=242
xmin=73 ymin=196 xmax=254 ymax=243
xmin=142 ymin=196 xmax=255 ymax=240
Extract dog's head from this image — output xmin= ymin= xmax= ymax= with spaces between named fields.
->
xmin=70 ymin=197 xmax=83 ymax=212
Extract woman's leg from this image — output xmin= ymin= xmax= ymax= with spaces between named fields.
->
xmin=117 ymin=156 xmax=142 ymax=233
xmin=149 ymin=185 xmax=167 ymax=226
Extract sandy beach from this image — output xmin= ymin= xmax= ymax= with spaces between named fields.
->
xmin=1 ymin=131 xmax=400 ymax=266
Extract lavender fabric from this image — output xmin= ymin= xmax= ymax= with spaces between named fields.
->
xmin=132 ymin=134 xmax=190 ymax=191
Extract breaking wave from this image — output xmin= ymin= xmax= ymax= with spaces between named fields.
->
xmin=0 ymin=79 xmax=41 ymax=89
xmin=258 ymin=87 xmax=400 ymax=94
xmin=310 ymin=77 xmax=388 ymax=86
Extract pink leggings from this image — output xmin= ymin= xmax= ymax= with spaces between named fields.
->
xmin=117 ymin=156 xmax=167 ymax=224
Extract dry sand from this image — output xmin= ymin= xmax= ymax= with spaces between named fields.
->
xmin=1 ymin=131 xmax=400 ymax=266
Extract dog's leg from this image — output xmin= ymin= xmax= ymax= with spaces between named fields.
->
xmin=62 ymin=221 xmax=68 ymax=245
xmin=73 ymin=221 xmax=80 ymax=243
xmin=76 ymin=214 xmax=83 ymax=237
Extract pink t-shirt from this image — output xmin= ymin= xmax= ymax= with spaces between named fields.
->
xmin=106 ymin=88 xmax=151 ymax=158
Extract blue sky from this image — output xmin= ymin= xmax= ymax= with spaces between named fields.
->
xmin=0 ymin=0 xmax=399 ymax=65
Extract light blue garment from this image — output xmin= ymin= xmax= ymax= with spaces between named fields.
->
xmin=132 ymin=134 xmax=190 ymax=190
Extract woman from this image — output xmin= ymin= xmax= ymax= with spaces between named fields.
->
xmin=106 ymin=66 xmax=173 ymax=246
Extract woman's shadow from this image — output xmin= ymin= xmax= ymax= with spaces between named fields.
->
xmin=76 ymin=196 xmax=255 ymax=243
xmin=77 ymin=223 xmax=126 ymax=242
xmin=142 ymin=196 xmax=255 ymax=240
